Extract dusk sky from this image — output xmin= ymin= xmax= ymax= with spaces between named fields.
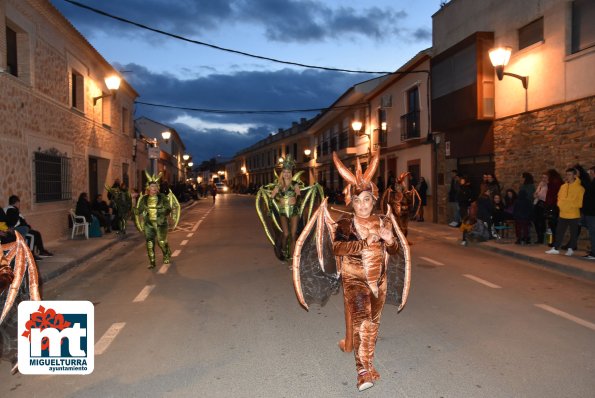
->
xmin=51 ymin=0 xmax=442 ymax=163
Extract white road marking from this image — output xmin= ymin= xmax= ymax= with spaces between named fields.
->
xmin=172 ymin=249 xmax=182 ymax=257
xmin=419 ymin=256 xmax=445 ymax=266
xmin=463 ymin=274 xmax=502 ymax=289
xmin=187 ymin=233 xmax=194 ymax=238
xmin=535 ymin=304 xmax=595 ymax=332
xmin=158 ymin=263 xmax=171 ymax=274
xmin=95 ymin=322 xmax=126 ymax=355
xmin=133 ymin=285 xmax=155 ymax=302
xmin=191 ymin=221 xmax=202 ymax=232
xmin=181 ymin=240 xmax=188 ymax=246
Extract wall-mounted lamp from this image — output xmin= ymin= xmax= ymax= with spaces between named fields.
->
xmin=93 ymin=75 xmax=121 ymax=105
xmin=218 ymin=170 xmax=225 ymax=176
xmin=278 ymin=157 xmax=284 ymax=164
xmin=351 ymin=120 xmax=363 ymax=134
xmin=182 ymin=154 xmax=190 ymax=161
xmin=488 ymin=46 xmax=528 ymax=89
xmin=303 ymin=148 xmax=312 ymax=162
xmin=187 ymin=162 xmax=194 ymax=168
xmin=161 ymin=130 xmax=171 ymax=144
xmin=241 ymin=166 xmax=247 ymax=173
xmin=381 ymin=122 xmax=387 ymax=131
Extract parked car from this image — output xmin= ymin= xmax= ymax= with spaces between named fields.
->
xmin=215 ymin=183 xmax=229 ymax=193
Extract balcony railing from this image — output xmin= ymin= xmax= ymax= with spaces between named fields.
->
xmin=400 ymin=111 xmax=420 ymax=141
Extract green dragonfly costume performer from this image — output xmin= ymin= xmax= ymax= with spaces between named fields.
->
xmin=255 ymin=156 xmax=324 ymax=262
xmin=105 ymin=183 xmax=132 ymax=235
xmin=134 ymin=172 xmax=181 ymax=269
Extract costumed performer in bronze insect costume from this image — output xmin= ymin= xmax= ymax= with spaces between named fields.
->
xmin=256 ymin=155 xmax=324 ymax=262
xmin=380 ymin=172 xmax=421 ymax=238
xmin=292 ymin=150 xmax=411 ymax=391
xmin=134 ymin=172 xmax=180 ymax=269
xmin=0 ymin=216 xmax=41 ymax=374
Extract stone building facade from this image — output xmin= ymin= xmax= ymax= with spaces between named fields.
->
xmin=0 ymin=0 xmax=138 ymax=241
xmin=495 ymin=96 xmax=595 ymax=191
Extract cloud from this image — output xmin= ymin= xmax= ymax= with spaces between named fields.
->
xmin=52 ymin=0 xmax=411 ymax=43
xmin=123 ymin=63 xmax=368 ymax=162
xmin=412 ymin=27 xmax=432 ymax=41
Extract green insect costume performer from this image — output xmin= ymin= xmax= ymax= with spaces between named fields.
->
xmin=255 ymin=155 xmax=324 ymax=262
xmin=105 ymin=183 xmax=132 ymax=235
xmin=134 ymin=172 xmax=181 ymax=269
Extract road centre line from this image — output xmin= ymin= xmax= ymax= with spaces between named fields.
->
xmin=95 ymin=322 xmax=126 ymax=355
xmin=535 ymin=304 xmax=595 ymax=332
xmin=419 ymin=256 xmax=444 ymax=266
xmin=158 ymin=263 xmax=171 ymax=274
xmin=172 ymin=249 xmax=181 ymax=257
xmin=181 ymin=240 xmax=188 ymax=246
xmin=191 ymin=221 xmax=201 ymax=232
xmin=463 ymin=274 xmax=502 ymax=289
xmin=187 ymin=233 xmax=194 ymax=238
xmin=133 ymin=285 xmax=155 ymax=302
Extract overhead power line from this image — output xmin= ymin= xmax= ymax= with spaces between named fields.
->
xmin=63 ymin=0 xmax=398 ymax=74
xmin=135 ymin=100 xmax=368 ymax=114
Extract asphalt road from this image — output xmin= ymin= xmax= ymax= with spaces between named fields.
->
xmin=1 ymin=194 xmax=594 ymax=397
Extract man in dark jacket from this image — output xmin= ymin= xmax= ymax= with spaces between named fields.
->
xmin=4 ymin=195 xmax=53 ymax=258
xmin=583 ymin=166 xmax=595 ymax=259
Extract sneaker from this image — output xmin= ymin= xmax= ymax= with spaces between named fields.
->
xmin=449 ymin=221 xmax=459 ymax=227
xmin=565 ymin=248 xmax=574 ymax=256
xmin=460 ymin=240 xmax=468 ymax=246
xmin=38 ymin=250 xmax=54 ymax=257
xmin=33 ymin=255 xmax=43 ymax=261
xmin=545 ymin=248 xmax=559 ymax=255
xmin=582 ymin=253 xmax=595 ymax=260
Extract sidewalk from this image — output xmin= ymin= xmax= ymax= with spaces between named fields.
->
xmin=407 ymin=221 xmax=595 ymax=282
xmin=36 ymin=198 xmax=200 ymax=284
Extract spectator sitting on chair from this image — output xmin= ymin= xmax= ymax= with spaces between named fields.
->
xmin=4 ymin=195 xmax=53 ymax=258
xmin=92 ymin=194 xmax=112 ymax=233
xmin=503 ymin=189 xmax=517 ymax=221
xmin=460 ymin=202 xmax=490 ymax=246
xmin=476 ymin=190 xmax=494 ymax=237
xmin=76 ymin=192 xmax=103 ymax=237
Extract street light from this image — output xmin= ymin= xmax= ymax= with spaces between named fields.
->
xmin=182 ymin=154 xmax=190 ymax=161
xmin=187 ymin=162 xmax=194 ymax=167
xmin=93 ymin=75 xmax=121 ymax=105
xmin=489 ymin=46 xmax=529 ymax=111
xmin=161 ymin=130 xmax=171 ymax=144
xmin=352 ymin=119 xmax=372 ymax=163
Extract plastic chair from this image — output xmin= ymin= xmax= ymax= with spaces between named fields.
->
xmin=25 ymin=233 xmax=35 ymax=251
xmin=69 ymin=209 xmax=89 ymax=239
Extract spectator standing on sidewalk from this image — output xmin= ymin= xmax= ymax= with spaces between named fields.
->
xmin=545 ymin=168 xmax=563 ymax=245
xmin=457 ymin=177 xmax=472 ymax=221
xmin=546 ymin=168 xmax=585 ymax=257
xmin=503 ymin=189 xmax=517 ymax=221
xmin=486 ymin=173 xmax=501 ymax=199
xmin=513 ymin=190 xmax=533 ymax=244
xmin=448 ymin=170 xmax=461 ymax=227
xmin=533 ymin=173 xmax=548 ymax=244
xmin=582 ymin=166 xmax=595 ymax=260
xmin=476 ymin=190 xmax=493 ymax=235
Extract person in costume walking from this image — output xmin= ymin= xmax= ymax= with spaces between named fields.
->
xmin=292 ymin=150 xmax=411 ymax=392
xmin=134 ymin=172 xmax=180 ymax=269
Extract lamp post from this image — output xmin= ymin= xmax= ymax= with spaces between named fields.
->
xmin=303 ymin=148 xmax=312 ymax=184
xmin=489 ymin=46 xmax=529 ymax=111
xmin=93 ymin=75 xmax=121 ymax=105
xmin=351 ymin=120 xmax=371 ymax=164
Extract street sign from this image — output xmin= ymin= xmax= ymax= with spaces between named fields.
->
xmin=148 ymin=147 xmax=160 ymax=159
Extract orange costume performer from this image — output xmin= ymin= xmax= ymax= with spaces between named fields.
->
xmin=292 ymin=151 xmax=411 ymax=391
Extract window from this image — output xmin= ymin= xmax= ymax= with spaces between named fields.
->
xmin=71 ymin=70 xmax=84 ymax=111
xmin=34 ymin=150 xmax=71 ymax=203
xmin=6 ymin=26 xmax=18 ymax=76
xmin=518 ymin=17 xmax=543 ymax=50
xmin=572 ymin=0 xmax=595 ymax=53
xmin=401 ymin=86 xmax=421 ymax=141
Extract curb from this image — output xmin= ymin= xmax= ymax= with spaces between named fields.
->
xmin=41 ymin=233 xmax=143 ymax=284
xmin=411 ymin=226 xmax=595 ymax=282
xmin=472 ymin=243 xmax=595 ymax=282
